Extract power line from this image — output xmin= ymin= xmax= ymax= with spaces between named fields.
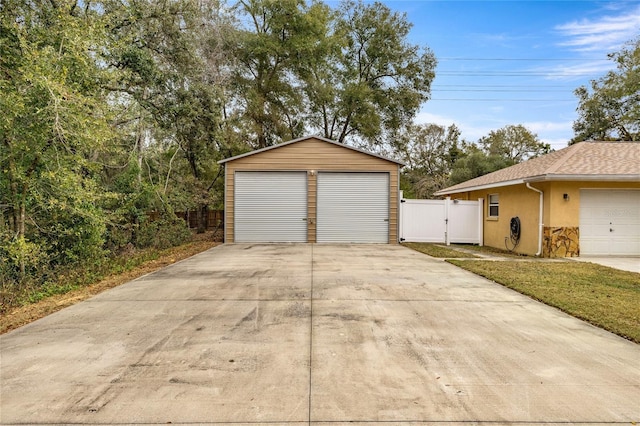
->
xmin=429 ymin=98 xmax=575 ymax=102
xmin=434 ymin=84 xmax=575 ymax=88
xmin=433 ymin=89 xmax=570 ymax=92
xmin=438 ymin=57 xmax=608 ymax=61
xmin=438 ymin=71 xmax=596 ymax=76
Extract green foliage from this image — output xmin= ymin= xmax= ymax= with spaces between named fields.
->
xmin=572 ymin=38 xmax=640 ymax=143
xmin=398 ymin=123 xmax=545 ymax=193
xmin=231 ymin=0 xmax=329 ymax=148
xmin=306 ymin=0 xmax=437 ymax=145
xmin=24 ymin=281 xmax=81 ymax=305
xmin=449 ymin=149 xmax=513 ymax=186
xmin=448 ymin=125 xmax=547 ymax=186
xmin=478 ymin=124 xmax=550 ymax=162
xmin=398 ymin=123 xmax=461 ymax=198
xmin=402 ymin=242 xmax=475 ymax=258
xmin=1 ymin=0 xmax=114 ymax=276
xmin=104 ymin=0 xmax=231 ymax=232
xmin=336 ymin=0 xmax=436 ymax=142
xmin=228 ymin=0 xmax=437 ymax=148
xmin=135 ymin=214 xmax=192 ymax=249
xmin=0 ymin=234 xmax=46 ymax=281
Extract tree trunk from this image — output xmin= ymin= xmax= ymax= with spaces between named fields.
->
xmin=197 ymin=204 xmax=208 ymax=234
xmin=17 ymin=195 xmax=26 ymax=278
xmin=18 ymin=199 xmax=25 ymax=238
xmin=257 ymin=131 xmax=267 ymax=149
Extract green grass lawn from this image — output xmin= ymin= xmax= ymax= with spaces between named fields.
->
xmin=448 ymin=260 xmax=640 ymax=343
xmin=450 ymin=243 xmax=531 ymax=258
xmin=402 ymin=242 xmax=477 ymax=258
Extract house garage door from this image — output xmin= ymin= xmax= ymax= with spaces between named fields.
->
xmin=580 ymin=190 xmax=640 ymax=256
xmin=234 ymin=172 xmax=307 ymax=242
xmin=317 ymin=172 xmax=389 ymax=243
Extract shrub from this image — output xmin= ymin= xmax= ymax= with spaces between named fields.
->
xmin=0 ymin=233 xmax=46 ymax=282
xmin=135 ymin=213 xmax=191 ymax=249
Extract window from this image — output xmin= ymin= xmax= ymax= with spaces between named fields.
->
xmin=488 ymin=194 xmax=499 ymax=217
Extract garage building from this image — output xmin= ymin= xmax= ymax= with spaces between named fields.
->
xmin=219 ymin=136 xmax=403 ymax=244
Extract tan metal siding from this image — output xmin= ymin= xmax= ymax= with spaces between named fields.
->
xmin=223 ymin=137 xmax=400 ymax=243
xmin=308 ymin=173 xmax=317 ymax=242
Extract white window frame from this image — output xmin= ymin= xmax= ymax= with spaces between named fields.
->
xmin=488 ymin=194 xmax=499 ymax=218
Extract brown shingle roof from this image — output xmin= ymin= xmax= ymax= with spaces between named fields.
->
xmin=435 ymin=142 xmax=640 ymax=195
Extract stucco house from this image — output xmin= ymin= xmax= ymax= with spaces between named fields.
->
xmin=434 ymin=142 xmax=640 ymax=257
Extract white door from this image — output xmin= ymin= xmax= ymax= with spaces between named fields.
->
xmin=234 ymin=171 xmax=307 ymax=243
xmin=580 ymin=190 xmax=640 ymax=256
xmin=316 ymin=172 xmax=389 ymax=243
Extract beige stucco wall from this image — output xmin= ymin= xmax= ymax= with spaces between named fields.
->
xmin=222 ymin=138 xmax=400 ymax=243
xmin=546 ymin=181 xmax=640 ymax=226
xmin=453 ymin=180 xmax=640 ymax=256
xmin=460 ymin=183 xmax=548 ymax=256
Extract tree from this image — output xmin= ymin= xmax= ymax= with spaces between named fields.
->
xmin=447 ymin=125 xmax=547 ymax=186
xmin=1 ymin=0 xmax=115 ymax=275
xmin=572 ymin=38 xmax=640 ymax=143
xmin=230 ymin=0 xmax=330 ymax=148
xmin=448 ymin=144 xmax=513 ymax=186
xmin=397 ymin=123 xmax=461 ymax=198
xmin=303 ymin=0 xmax=436 ymax=146
xmin=479 ymin=124 xmax=550 ymax=162
xmin=104 ymin=0 xmax=233 ymax=232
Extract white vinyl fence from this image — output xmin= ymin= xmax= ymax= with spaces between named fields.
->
xmin=399 ymin=197 xmax=483 ymax=245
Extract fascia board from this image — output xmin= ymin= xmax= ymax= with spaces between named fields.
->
xmin=218 ymin=135 xmax=405 ymax=166
xmin=435 ymin=179 xmax=525 ymax=196
xmin=525 ymin=174 xmax=640 ymax=183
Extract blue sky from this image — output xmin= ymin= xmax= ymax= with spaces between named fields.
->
xmin=375 ymin=1 xmax=640 ymax=150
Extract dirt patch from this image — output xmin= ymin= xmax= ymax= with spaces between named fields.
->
xmin=0 ymin=241 xmax=219 ymax=335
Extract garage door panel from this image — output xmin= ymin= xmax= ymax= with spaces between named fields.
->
xmin=317 ymin=172 xmax=389 ymax=243
xmin=580 ymin=190 xmax=640 ymax=256
xmin=235 ymin=172 xmax=307 ymax=243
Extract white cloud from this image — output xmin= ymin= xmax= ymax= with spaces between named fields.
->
xmin=524 ymin=120 xmax=573 ymax=133
xmin=415 ymin=111 xmax=495 ymax=142
xmin=414 ymin=111 xmax=456 ymax=127
xmin=556 ymin=5 xmax=640 ymax=52
xmin=522 ymin=58 xmax=612 ymax=82
xmin=415 ymin=111 xmax=575 ymax=149
xmin=523 ymin=121 xmax=574 ymax=150
xmin=542 ymin=137 xmax=572 ymax=151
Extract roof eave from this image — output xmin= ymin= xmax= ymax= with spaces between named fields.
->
xmin=218 ymin=135 xmax=406 ymax=166
xmin=525 ymin=174 xmax=640 ymax=183
xmin=434 ymin=179 xmax=526 ymax=196
xmin=436 ymin=173 xmax=640 ymax=196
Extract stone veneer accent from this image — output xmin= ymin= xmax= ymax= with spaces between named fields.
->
xmin=543 ymin=226 xmax=579 ymax=258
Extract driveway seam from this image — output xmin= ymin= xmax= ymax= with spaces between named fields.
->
xmin=308 ymin=243 xmax=314 ymax=425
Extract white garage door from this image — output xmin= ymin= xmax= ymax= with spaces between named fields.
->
xmin=580 ymin=190 xmax=640 ymax=256
xmin=317 ymin=172 xmax=389 ymax=243
xmin=234 ymin=172 xmax=307 ymax=243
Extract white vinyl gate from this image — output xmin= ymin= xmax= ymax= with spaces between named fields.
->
xmin=399 ymin=197 xmax=483 ymax=245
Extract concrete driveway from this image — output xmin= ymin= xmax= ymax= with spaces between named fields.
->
xmin=1 ymin=244 xmax=639 ymax=425
xmin=570 ymin=256 xmax=640 ymax=273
